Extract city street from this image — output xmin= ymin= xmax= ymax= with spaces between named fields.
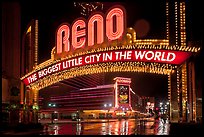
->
xmin=2 ymin=118 xmax=202 ymax=135
xmin=38 ymin=118 xmax=170 ymax=135
xmin=1 ymin=118 xmax=170 ymax=135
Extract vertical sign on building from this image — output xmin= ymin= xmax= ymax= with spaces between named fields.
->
xmin=114 ymin=77 xmax=132 ymax=111
xmin=118 ymin=85 xmax=129 ymax=104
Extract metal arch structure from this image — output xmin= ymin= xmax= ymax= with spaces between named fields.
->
xmin=20 ymin=3 xmax=201 ymax=124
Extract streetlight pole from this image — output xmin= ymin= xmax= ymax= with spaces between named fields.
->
xmin=48 ymin=103 xmax=56 ymax=124
xmin=166 ymin=101 xmax=170 ymax=121
xmin=104 ymin=103 xmax=112 ymax=122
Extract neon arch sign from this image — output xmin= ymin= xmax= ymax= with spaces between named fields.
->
xmin=21 ymin=5 xmax=198 ymax=90
xmin=56 ymin=5 xmax=126 ymax=56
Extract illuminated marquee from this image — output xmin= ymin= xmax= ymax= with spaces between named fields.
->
xmin=20 ymin=5 xmax=199 ymax=90
xmin=56 ymin=6 xmax=126 ymax=56
xmin=22 ymin=49 xmax=191 ymax=86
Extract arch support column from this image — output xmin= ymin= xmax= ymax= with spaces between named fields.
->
xmin=169 ymin=70 xmax=179 ymax=123
xmin=32 ymin=89 xmax=39 ymax=123
xmin=187 ymin=61 xmax=197 ymax=122
xmin=170 ymin=61 xmax=197 ymax=123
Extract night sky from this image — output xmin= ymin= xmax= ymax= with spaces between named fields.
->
xmin=17 ymin=0 xmax=202 ymax=101
xmin=20 ymin=0 xmax=168 ymax=62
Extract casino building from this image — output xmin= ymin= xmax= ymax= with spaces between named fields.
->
xmin=38 ymin=76 xmax=142 ymax=121
xmin=2 ymin=1 xmax=202 ymax=125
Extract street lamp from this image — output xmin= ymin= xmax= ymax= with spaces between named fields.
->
xmin=166 ymin=102 xmax=170 ymax=118
xmin=104 ymin=103 xmax=112 ymax=121
xmin=160 ymin=102 xmax=163 ymax=107
xmin=146 ymin=102 xmax=151 ymax=114
xmin=48 ymin=103 xmax=56 ymax=107
xmin=32 ymin=105 xmax=39 ymax=124
xmin=104 ymin=103 xmax=112 ymax=132
xmin=147 ymin=102 xmax=151 ymax=106
xmin=48 ymin=103 xmax=57 ymax=124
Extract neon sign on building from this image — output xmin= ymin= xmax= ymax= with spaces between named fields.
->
xmin=114 ymin=77 xmax=132 ymax=110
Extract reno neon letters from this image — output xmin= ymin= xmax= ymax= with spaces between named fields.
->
xmin=56 ymin=6 xmax=125 ymax=54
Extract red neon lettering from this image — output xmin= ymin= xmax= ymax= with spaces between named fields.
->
xmin=88 ymin=14 xmax=104 ymax=46
xmin=56 ymin=6 xmax=125 ymax=54
xmin=56 ymin=25 xmax=70 ymax=54
xmin=106 ymin=8 xmax=124 ymax=40
xmin=72 ymin=20 xmax=86 ymax=49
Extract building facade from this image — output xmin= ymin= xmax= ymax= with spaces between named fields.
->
xmin=2 ymin=2 xmax=21 ymax=125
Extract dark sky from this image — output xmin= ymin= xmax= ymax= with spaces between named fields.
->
xmin=18 ymin=0 xmax=203 ymax=100
xmin=20 ymin=0 xmax=168 ymax=62
xmin=104 ymin=72 xmax=168 ymax=99
xmin=19 ymin=0 xmax=202 ymax=62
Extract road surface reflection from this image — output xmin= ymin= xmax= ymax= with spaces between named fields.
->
xmin=42 ymin=119 xmax=169 ymax=135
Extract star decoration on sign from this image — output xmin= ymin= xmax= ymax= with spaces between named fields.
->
xmin=74 ymin=2 xmax=103 ymax=16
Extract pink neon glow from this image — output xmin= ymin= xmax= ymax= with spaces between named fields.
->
xmin=53 ymin=98 xmax=108 ymax=104
xmin=50 ymin=89 xmax=112 ymax=98
xmin=72 ymin=20 xmax=86 ymax=49
xmin=106 ymin=7 xmax=124 ymax=41
xmin=147 ymin=102 xmax=151 ymax=106
xmin=115 ymin=83 xmax=118 ymax=108
xmin=128 ymin=85 xmax=131 ymax=108
xmin=50 ymin=94 xmax=112 ymax=101
xmin=50 ymin=96 xmax=112 ymax=101
xmin=128 ymin=105 xmax=133 ymax=111
xmin=51 ymin=90 xmax=112 ymax=98
xmin=53 ymin=92 xmax=112 ymax=99
xmin=50 ymin=95 xmax=111 ymax=100
xmin=70 ymin=90 xmax=112 ymax=96
xmin=56 ymin=25 xmax=70 ymax=54
xmin=88 ymin=14 xmax=104 ymax=46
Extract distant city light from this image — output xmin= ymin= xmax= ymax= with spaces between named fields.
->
xmin=48 ymin=103 xmax=56 ymax=107
xmin=160 ymin=102 xmax=163 ymax=105
xmin=147 ymin=102 xmax=151 ymax=106
xmin=104 ymin=103 xmax=112 ymax=108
